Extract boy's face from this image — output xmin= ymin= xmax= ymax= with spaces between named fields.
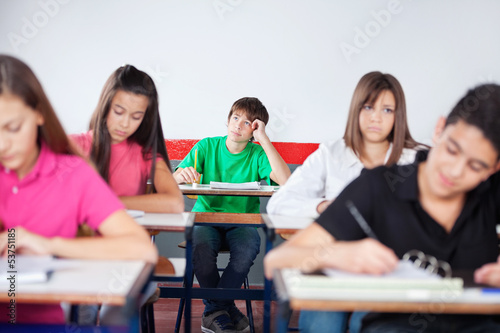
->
xmin=227 ymin=109 xmax=254 ymax=143
xmin=424 ymin=119 xmax=499 ymax=199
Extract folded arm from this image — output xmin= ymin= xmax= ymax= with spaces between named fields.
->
xmin=0 ymin=210 xmax=158 ymax=263
xmin=120 ymin=160 xmax=184 ymax=213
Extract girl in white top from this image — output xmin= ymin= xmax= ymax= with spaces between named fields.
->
xmin=266 ymin=71 xmax=425 ymax=333
xmin=267 ymin=71 xmax=424 ymax=219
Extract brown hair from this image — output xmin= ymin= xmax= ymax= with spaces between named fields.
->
xmin=89 ymin=65 xmax=171 ymax=191
xmin=343 ymin=71 xmax=421 ymax=165
xmin=227 ymin=97 xmax=269 ymax=141
xmin=0 ymin=55 xmax=76 ymax=155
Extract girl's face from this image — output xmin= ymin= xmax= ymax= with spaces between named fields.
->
xmin=106 ymin=90 xmax=149 ymax=144
xmin=358 ymin=89 xmax=396 ymax=145
xmin=0 ymin=94 xmax=44 ymax=179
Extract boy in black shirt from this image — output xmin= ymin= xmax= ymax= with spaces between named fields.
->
xmin=265 ymin=84 xmax=500 ymax=332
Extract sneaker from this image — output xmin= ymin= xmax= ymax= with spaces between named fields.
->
xmin=228 ymin=305 xmax=250 ymax=333
xmin=201 ymin=310 xmax=238 ymax=333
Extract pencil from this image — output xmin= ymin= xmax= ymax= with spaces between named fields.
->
xmin=194 ymin=148 xmax=198 ymax=172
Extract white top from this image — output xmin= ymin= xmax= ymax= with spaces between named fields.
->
xmin=266 ymin=139 xmax=419 ymax=219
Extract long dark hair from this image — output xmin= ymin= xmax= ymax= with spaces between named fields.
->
xmin=344 ymin=71 xmax=422 ymax=165
xmin=0 ymin=55 xmax=77 ymax=156
xmin=89 ymin=65 xmax=170 ymax=193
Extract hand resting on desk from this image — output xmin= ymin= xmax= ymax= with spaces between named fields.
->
xmin=474 ymin=255 xmax=500 ymax=287
xmin=0 ymin=226 xmax=51 ymax=256
xmin=174 ymin=166 xmax=201 ymax=184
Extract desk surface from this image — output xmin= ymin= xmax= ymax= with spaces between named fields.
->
xmin=179 ymin=184 xmax=277 ymax=197
xmin=0 ymin=258 xmax=152 ymax=306
xmin=195 ymin=212 xmax=263 ymax=225
xmin=274 ymin=269 xmax=500 ymax=314
xmin=135 ymin=212 xmax=195 ymax=232
xmin=262 ymin=214 xmax=314 ymax=234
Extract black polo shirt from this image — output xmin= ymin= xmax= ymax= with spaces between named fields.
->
xmin=317 ymin=149 xmax=500 ymax=271
xmin=316 ymin=150 xmax=500 ymax=330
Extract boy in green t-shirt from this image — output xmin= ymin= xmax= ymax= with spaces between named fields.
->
xmin=174 ymin=97 xmax=291 ymax=333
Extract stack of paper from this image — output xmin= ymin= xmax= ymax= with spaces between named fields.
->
xmin=209 ymin=181 xmax=260 ymax=190
xmin=127 ymin=210 xmax=145 ymax=218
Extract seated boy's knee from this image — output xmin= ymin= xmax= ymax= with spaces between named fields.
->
xmin=193 ymin=242 xmax=219 ymax=261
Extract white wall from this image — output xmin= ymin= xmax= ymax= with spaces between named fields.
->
xmin=1 ymin=0 xmax=500 ymax=145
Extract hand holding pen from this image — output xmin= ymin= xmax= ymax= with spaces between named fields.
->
xmin=337 ymin=200 xmax=398 ymax=274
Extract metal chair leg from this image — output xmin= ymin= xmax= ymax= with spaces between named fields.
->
xmin=244 ymin=276 xmax=255 ymax=333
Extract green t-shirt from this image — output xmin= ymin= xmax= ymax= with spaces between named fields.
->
xmin=176 ymin=136 xmax=275 ymax=213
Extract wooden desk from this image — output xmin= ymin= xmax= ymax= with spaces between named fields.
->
xmin=135 ymin=212 xmax=195 ymax=232
xmin=179 ymin=184 xmax=277 ymax=197
xmin=273 ymin=268 xmax=500 ymax=332
xmin=195 ymin=212 xmax=262 ymax=225
xmin=0 ymin=257 xmax=153 ymax=306
xmin=262 ymin=214 xmax=314 ymax=234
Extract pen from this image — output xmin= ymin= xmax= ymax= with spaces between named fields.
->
xmin=345 ymin=200 xmax=379 ymax=241
xmin=481 ymin=288 xmax=500 ymax=294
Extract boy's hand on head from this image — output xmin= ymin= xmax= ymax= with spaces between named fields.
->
xmin=174 ymin=167 xmax=200 ymax=184
xmin=252 ymin=119 xmax=268 ymax=143
xmin=474 ymin=256 xmax=500 ymax=287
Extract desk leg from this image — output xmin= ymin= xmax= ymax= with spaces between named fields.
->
xmin=263 ymin=228 xmax=274 ymax=333
xmin=185 ymin=239 xmax=193 ymax=333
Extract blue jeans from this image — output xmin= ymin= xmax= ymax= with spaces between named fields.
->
xmin=362 ymin=314 xmax=500 ymax=333
xmin=192 ymin=225 xmax=261 ymax=315
xmin=299 ymin=310 xmax=367 ymax=333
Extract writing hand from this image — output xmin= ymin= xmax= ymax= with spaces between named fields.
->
xmin=328 ymin=238 xmax=399 ymax=275
xmin=0 ymin=227 xmax=51 ymax=257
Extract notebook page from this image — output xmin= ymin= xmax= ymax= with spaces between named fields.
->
xmin=324 ymin=260 xmax=440 ymax=280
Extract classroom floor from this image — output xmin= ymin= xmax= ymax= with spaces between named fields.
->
xmin=151 ymin=286 xmax=300 ymax=333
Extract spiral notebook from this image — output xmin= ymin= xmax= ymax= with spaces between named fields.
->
xmin=283 ymin=250 xmax=463 ymax=301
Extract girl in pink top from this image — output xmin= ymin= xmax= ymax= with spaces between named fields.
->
xmin=0 ymin=55 xmax=158 ymax=324
xmin=71 ymin=65 xmax=183 ymax=213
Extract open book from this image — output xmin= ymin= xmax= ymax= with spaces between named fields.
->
xmin=209 ymin=181 xmax=260 ymax=190
xmin=0 ymin=255 xmax=75 ymax=285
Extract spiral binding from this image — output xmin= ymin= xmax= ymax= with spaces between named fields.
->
xmin=402 ymin=249 xmax=452 ymax=278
